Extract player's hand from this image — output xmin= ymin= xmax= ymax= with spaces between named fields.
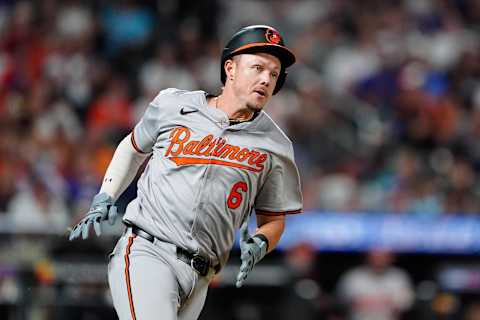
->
xmin=235 ymin=218 xmax=267 ymax=288
xmin=68 ymin=192 xmax=118 ymax=241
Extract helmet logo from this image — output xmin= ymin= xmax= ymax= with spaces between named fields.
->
xmin=265 ymin=28 xmax=282 ymax=44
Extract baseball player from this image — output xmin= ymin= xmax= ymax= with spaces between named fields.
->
xmin=69 ymin=25 xmax=302 ymax=320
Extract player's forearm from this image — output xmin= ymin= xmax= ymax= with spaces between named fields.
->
xmin=255 ymin=215 xmax=285 ymax=253
xmin=99 ymin=133 xmax=150 ymax=201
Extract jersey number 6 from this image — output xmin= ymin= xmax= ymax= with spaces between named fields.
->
xmin=227 ymin=182 xmax=248 ymax=209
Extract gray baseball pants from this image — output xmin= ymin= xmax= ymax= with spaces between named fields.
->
xmin=107 ymin=228 xmax=214 ymax=320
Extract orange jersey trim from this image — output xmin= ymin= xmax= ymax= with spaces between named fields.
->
xmin=256 ymin=209 xmax=303 ymax=216
xmin=124 ymin=234 xmax=137 ymax=320
xmin=168 ymin=156 xmax=263 ymax=172
xmin=131 ymin=131 xmax=149 ymax=154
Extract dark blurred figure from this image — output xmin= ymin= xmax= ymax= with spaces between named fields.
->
xmin=444 ymin=158 xmax=480 ymax=214
xmin=416 ymin=291 xmax=460 ymax=320
xmin=465 ymin=301 xmax=480 ymax=320
xmin=281 ymin=243 xmax=345 ymax=320
xmin=337 ymin=250 xmax=414 ymax=320
xmin=429 ymin=292 xmax=460 ymax=320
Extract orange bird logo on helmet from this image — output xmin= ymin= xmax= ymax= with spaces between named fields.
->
xmin=265 ymin=28 xmax=282 ymax=44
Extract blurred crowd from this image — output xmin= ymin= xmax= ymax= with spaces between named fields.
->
xmin=1 ymin=0 xmax=480 ymax=234
xmin=2 ymin=1 xmax=480 ymax=319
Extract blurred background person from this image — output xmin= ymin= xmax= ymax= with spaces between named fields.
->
xmin=7 ymin=174 xmax=69 ymax=233
xmin=336 ymin=250 xmax=414 ymax=320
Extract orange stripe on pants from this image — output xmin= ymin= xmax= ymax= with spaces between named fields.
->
xmin=124 ymin=234 xmax=137 ymax=320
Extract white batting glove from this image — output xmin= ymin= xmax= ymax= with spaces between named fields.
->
xmin=68 ymin=192 xmax=118 ymax=240
xmin=235 ymin=218 xmax=268 ymax=288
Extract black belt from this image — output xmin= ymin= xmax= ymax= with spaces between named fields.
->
xmin=129 ymin=225 xmax=219 ymax=277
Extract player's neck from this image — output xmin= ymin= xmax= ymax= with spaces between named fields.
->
xmin=212 ymin=92 xmax=254 ymax=122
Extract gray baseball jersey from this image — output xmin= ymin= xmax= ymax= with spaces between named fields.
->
xmin=124 ymin=88 xmax=302 ymax=267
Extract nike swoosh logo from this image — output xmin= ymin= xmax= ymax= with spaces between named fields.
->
xmin=180 ymin=107 xmax=199 ymax=115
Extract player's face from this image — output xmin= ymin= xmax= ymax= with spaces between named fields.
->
xmin=230 ymin=53 xmax=281 ymax=111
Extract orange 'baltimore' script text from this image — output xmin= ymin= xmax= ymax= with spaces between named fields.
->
xmin=165 ymin=127 xmax=267 ymax=172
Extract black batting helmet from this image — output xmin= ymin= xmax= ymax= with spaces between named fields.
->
xmin=220 ymin=25 xmax=296 ymax=95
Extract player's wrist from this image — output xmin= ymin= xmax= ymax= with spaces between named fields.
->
xmin=252 ymin=233 xmax=269 ymax=252
xmin=91 ymin=193 xmax=113 ymax=210
xmin=247 ymin=234 xmax=268 ymax=262
xmin=93 ymin=192 xmax=114 ymax=203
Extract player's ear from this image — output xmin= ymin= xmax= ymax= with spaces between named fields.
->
xmin=224 ymin=58 xmax=237 ymax=81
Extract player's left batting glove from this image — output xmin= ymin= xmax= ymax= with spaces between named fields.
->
xmin=68 ymin=192 xmax=118 ymax=241
xmin=235 ymin=219 xmax=268 ymax=288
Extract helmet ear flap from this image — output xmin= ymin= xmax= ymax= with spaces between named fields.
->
xmin=273 ymin=69 xmax=287 ymax=95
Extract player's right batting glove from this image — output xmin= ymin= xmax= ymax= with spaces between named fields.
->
xmin=68 ymin=192 xmax=118 ymax=241
xmin=235 ymin=218 xmax=268 ymax=288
